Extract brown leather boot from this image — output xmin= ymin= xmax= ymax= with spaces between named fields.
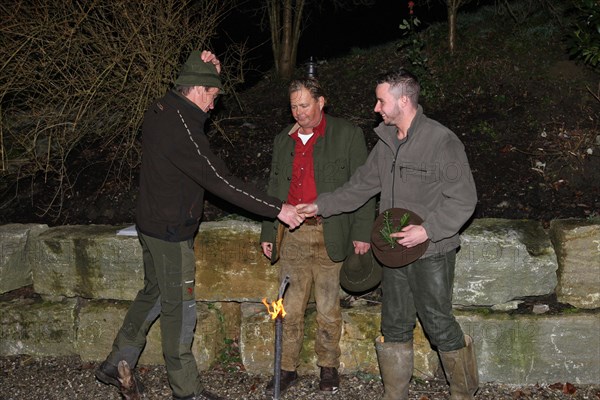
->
xmin=439 ymin=335 xmax=479 ymax=400
xmin=95 ymin=360 xmax=144 ymax=394
xmin=375 ymin=336 xmax=413 ymax=400
xmin=319 ymin=367 xmax=340 ymax=394
xmin=264 ymin=370 xmax=298 ymax=396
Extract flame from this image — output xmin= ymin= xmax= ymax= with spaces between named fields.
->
xmin=262 ymin=297 xmax=286 ymax=319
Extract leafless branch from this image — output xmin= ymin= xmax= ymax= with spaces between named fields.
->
xmin=0 ymin=0 xmax=240 ymax=220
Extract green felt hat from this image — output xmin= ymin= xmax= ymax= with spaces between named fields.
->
xmin=339 ymin=250 xmax=382 ymax=294
xmin=175 ymin=50 xmax=224 ymax=92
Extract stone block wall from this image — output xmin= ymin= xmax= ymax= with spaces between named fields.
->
xmin=0 ymin=219 xmax=599 ymax=385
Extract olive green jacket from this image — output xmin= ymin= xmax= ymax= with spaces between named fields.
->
xmin=260 ymin=114 xmax=376 ymax=262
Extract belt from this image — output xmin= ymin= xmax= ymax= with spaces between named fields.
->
xmin=303 ymin=217 xmax=322 ymax=226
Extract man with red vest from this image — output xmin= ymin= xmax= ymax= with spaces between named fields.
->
xmin=260 ymin=77 xmax=376 ymax=396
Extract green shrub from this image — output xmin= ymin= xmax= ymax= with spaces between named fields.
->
xmin=566 ymin=0 xmax=600 ymax=70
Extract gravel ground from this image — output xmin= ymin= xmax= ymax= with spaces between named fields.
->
xmin=1 ymin=355 xmax=599 ymax=400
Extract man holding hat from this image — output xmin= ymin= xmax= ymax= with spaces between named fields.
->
xmin=260 ymin=77 xmax=376 ymax=396
xmin=95 ymin=50 xmax=304 ymax=400
xmin=298 ymin=68 xmax=479 ymax=400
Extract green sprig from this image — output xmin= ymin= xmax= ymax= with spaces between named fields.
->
xmin=379 ymin=211 xmax=410 ymax=248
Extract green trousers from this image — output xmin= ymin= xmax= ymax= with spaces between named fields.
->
xmin=381 ymin=250 xmax=466 ymax=352
xmin=278 ymin=223 xmax=343 ymax=372
xmin=106 ymin=231 xmax=202 ymax=398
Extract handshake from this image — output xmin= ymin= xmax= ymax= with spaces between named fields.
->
xmin=262 ymin=202 xmax=320 ymax=260
xmin=276 ymin=203 xmax=319 ymax=229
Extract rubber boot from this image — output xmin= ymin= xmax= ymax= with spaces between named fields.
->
xmin=375 ymin=336 xmax=413 ymax=400
xmin=439 ymin=334 xmax=479 ymax=400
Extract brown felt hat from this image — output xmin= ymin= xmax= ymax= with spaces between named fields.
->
xmin=174 ymin=50 xmax=224 ymax=92
xmin=371 ymin=208 xmax=430 ymax=268
xmin=339 ymin=250 xmax=382 ymax=293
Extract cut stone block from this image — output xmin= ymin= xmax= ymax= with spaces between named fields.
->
xmin=32 ymin=225 xmax=144 ymax=300
xmin=455 ymin=219 xmax=558 ymax=306
xmin=0 ymin=224 xmax=47 ymax=294
xmin=195 ymin=221 xmax=277 ymax=302
xmin=460 ymin=311 xmax=600 ymax=384
xmin=550 ymin=219 xmax=600 ymax=309
xmin=0 ymin=297 xmax=77 ymax=356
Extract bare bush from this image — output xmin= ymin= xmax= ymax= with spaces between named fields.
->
xmin=0 ymin=0 xmax=236 ymax=219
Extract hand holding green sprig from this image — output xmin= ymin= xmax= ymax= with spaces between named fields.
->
xmin=379 ymin=211 xmax=410 ymax=248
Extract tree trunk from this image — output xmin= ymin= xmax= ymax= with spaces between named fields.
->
xmin=267 ymin=0 xmax=305 ymax=80
xmin=278 ymin=0 xmax=294 ymax=80
xmin=268 ymin=1 xmax=281 ymax=74
xmin=289 ymin=0 xmax=305 ymax=78
xmin=448 ymin=1 xmax=458 ymax=55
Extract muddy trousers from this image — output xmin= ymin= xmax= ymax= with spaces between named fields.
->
xmin=105 ymin=232 xmax=202 ymax=399
xmin=278 ymin=224 xmax=343 ymax=372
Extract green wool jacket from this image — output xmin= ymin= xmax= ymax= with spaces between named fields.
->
xmin=260 ymin=114 xmax=377 ymax=262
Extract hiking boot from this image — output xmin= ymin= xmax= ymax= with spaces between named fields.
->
xmin=265 ymin=370 xmax=298 ymax=396
xmin=319 ymin=367 xmax=340 ymax=394
xmin=95 ymin=360 xmax=144 ymax=393
xmin=95 ymin=361 xmax=121 ymax=388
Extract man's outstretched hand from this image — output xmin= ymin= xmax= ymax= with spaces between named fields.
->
xmin=296 ymin=203 xmax=318 ymax=218
xmin=277 ymin=203 xmax=305 ymax=229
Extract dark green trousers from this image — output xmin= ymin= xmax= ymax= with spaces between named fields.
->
xmin=106 ymin=231 xmax=202 ymax=398
xmin=381 ymin=249 xmax=466 ymax=352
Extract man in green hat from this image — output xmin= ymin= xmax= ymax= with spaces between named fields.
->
xmin=95 ymin=50 xmax=304 ymax=400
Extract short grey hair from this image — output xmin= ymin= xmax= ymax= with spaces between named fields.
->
xmin=175 ymin=85 xmax=195 ymax=96
xmin=175 ymin=85 xmax=218 ymax=96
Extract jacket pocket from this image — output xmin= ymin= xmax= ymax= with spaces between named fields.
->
xmin=399 ymin=165 xmax=439 ymax=184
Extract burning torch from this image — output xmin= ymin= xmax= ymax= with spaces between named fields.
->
xmin=262 ymin=275 xmax=291 ymax=400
